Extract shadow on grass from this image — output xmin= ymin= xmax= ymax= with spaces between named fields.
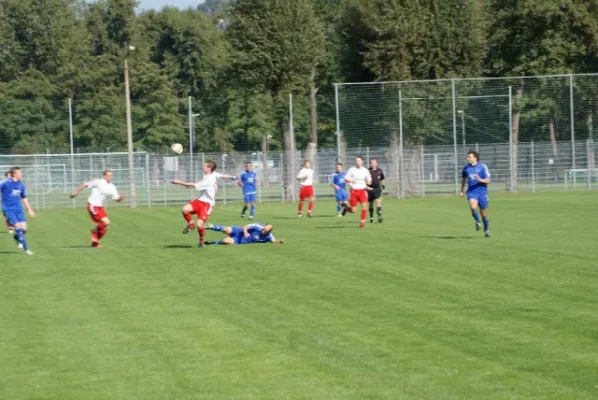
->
xmin=315 ymin=225 xmax=358 ymax=229
xmin=417 ymin=235 xmax=476 ymax=240
xmin=163 ymin=244 xmax=194 ymax=249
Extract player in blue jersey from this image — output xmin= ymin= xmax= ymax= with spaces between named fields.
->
xmin=0 ymin=167 xmax=36 ymax=254
xmin=460 ymin=151 xmax=491 ymax=237
xmin=237 ymin=162 xmax=258 ymax=220
xmin=1 ymin=171 xmax=15 ymax=233
xmin=204 ymin=222 xmax=285 ymax=245
xmin=330 ymin=163 xmax=348 ymax=217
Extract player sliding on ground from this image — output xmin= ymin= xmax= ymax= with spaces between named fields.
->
xmin=460 ymin=151 xmax=491 ymax=237
xmin=0 ymin=167 xmax=36 ymax=255
xmin=1 ymin=170 xmax=15 ymax=234
xmin=237 ymin=161 xmax=257 ymax=220
xmin=296 ymin=160 xmax=315 ymax=218
xmin=330 ymin=163 xmax=348 ymax=217
xmin=342 ymin=156 xmax=372 ymax=228
xmin=204 ymin=222 xmax=285 ymax=245
xmin=70 ymin=170 xmax=125 ymax=248
xmin=171 ymin=160 xmax=236 ymax=247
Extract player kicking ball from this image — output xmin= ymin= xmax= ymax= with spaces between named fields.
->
xmin=171 ymin=160 xmax=236 ymax=247
xmin=1 ymin=170 xmax=15 ymax=234
xmin=0 ymin=167 xmax=36 ymax=255
xmin=204 ymin=222 xmax=285 ymax=245
xmin=342 ymin=156 xmax=372 ymax=228
xmin=460 ymin=151 xmax=491 ymax=237
xmin=70 ymin=170 xmax=125 ymax=248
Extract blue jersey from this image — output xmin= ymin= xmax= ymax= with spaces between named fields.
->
xmin=462 ymin=163 xmax=490 ymax=193
xmin=239 ymin=171 xmax=257 ymax=194
xmin=331 ymin=171 xmax=346 ymax=191
xmin=242 ymin=222 xmax=275 ymax=244
xmin=0 ymin=179 xmax=27 ymax=212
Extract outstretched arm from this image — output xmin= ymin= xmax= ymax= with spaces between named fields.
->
xmin=171 ymin=179 xmax=196 ymax=188
xmin=70 ymin=182 xmax=88 ymax=199
xmin=272 ymin=239 xmax=285 ymax=244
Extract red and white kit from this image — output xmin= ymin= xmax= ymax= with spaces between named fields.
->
xmin=188 ymin=172 xmax=222 ymax=221
xmin=86 ymin=179 xmax=121 ymax=222
xmin=298 ymin=167 xmax=314 ymax=200
xmin=345 ymin=166 xmax=371 ymax=206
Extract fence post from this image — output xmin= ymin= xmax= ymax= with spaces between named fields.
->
xmin=145 ymin=152 xmax=151 ymax=207
xmin=334 ymin=83 xmax=341 ymax=163
xmin=569 ymin=74 xmax=576 ymax=190
xmin=280 ymin=152 xmax=284 ymax=202
xmin=508 ymin=86 xmax=514 ymax=192
xmin=289 ymin=93 xmax=297 ymax=202
xmin=531 ymin=140 xmax=536 ymax=193
xmin=188 ymin=96 xmax=194 ymax=182
xmin=420 ymin=144 xmax=425 ymax=197
xmin=398 ymin=89 xmax=404 ymax=198
xmin=587 ymin=139 xmax=591 ymax=190
xmin=451 ymin=79 xmax=459 ymax=194
xmin=69 ymin=98 xmax=76 ymax=208
xmin=222 ymin=153 xmax=227 ymax=205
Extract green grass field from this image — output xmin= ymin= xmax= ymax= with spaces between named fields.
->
xmin=1 ymin=192 xmax=598 ymax=399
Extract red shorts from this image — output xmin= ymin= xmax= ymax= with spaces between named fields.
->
xmin=87 ymin=204 xmax=107 ymax=223
xmin=299 ymin=185 xmax=314 ymax=201
xmin=189 ymin=200 xmax=212 ymax=222
xmin=350 ymin=189 xmax=368 ymax=207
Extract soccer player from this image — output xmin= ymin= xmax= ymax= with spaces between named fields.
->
xmin=0 ymin=167 xmax=36 ymax=255
xmin=69 ymin=170 xmax=125 ymax=248
xmin=1 ymin=171 xmax=15 ymax=233
xmin=330 ymin=163 xmax=348 ymax=217
xmin=367 ymin=158 xmax=385 ymax=223
xmin=460 ymin=151 xmax=491 ymax=237
xmin=171 ymin=160 xmax=236 ymax=247
xmin=205 ymin=222 xmax=285 ymax=245
xmin=342 ymin=156 xmax=372 ymax=228
xmin=296 ymin=160 xmax=314 ymax=218
xmin=238 ymin=161 xmax=258 ymax=220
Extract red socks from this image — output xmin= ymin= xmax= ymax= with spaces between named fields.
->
xmin=96 ymin=222 xmax=107 ymax=239
xmin=308 ymin=202 xmax=314 ymax=213
xmin=199 ymin=226 xmax=205 ymax=243
xmin=298 ymin=202 xmax=303 ymax=213
xmin=360 ymin=209 xmax=367 ymax=221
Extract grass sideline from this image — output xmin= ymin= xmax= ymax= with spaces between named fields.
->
xmin=1 ymin=192 xmax=597 ymax=399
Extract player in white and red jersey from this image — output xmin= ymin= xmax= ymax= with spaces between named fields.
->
xmin=342 ymin=156 xmax=372 ymax=228
xmin=296 ymin=160 xmax=315 ymax=218
xmin=171 ymin=160 xmax=236 ymax=247
xmin=70 ymin=170 xmax=125 ymax=247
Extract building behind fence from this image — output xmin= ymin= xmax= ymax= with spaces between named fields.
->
xmin=1 ymin=73 xmax=597 ymax=209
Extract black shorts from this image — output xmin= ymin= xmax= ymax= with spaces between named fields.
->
xmin=368 ymin=187 xmax=382 ymax=202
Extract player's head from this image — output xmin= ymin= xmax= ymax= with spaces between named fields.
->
xmin=303 ymin=160 xmax=311 ymax=169
xmin=103 ymin=170 xmax=113 ymax=183
xmin=245 ymin=161 xmax=253 ymax=172
xmin=10 ymin=167 xmax=22 ymax=181
xmin=4 ymin=170 xmax=11 ymax=178
xmin=467 ymin=151 xmax=480 ymax=165
xmin=355 ymin=156 xmax=364 ymax=168
xmin=261 ymin=223 xmax=273 ymax=235
xmin=336 ymin=163 xmax=343 ymax=172
xmin=369 ymin=158 xmax=378 ymax=169
xmin=204 ymin=160 xmax=217 ymax=173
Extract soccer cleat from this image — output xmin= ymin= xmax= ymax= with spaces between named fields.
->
xmin=17 ymin=242 xmax=23 ymax=249
xmin=198 ymin=241 xmax=205 ymax=248
xmin=183 ymin=222 xmax=196 ymax=234
xmin=25 ymin=250 xmax=34 ymax=256
xmin=370 ymin=217 xmax=374 ymax=223
xmin=337 ymin=213 xmax=342 ymax=217
xmin=249 ymin=216 xmax=254 ymax=220
xmin=205 ymin=241 xmax=216 ymax=245
xmin=8 ymin=228 xmax=14 ymax=234
xmin=91 ymin=242 xmax=103 ymax=248
xmin=475 ymin=222 xmax=482 ymax=231
xmin=378 ymin=216 xmax=383 ymax=223
xmin=298 ymin=214 xmax=303 ymax=219
xmin=91 ymin=230 xmax=99 ymax=244
xmin=342 ymin=205 xmax=349 ymax=216
xmin=484 ymin=230 xmax=491 ymax=238
xmin=359 ymin=222 xmax=365 ymax=228
xmin=307 ymin=214 xmax=312 ymax=219
xmin=240 ymin=214 xmax=245 ymax=218
xmin=205 ymin=223 xmax=214 ymax=229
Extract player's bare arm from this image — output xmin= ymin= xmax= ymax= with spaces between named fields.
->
xmin=242 ymin=224 xmax=250 ymax=238
xmin=22 ymin=198 xmax=35 ymax=218
xmin=272 ymin=239 xmax=285 ymax=244
xmin=69 ymin=182 xmax=88 ymax=199
xmin=296 ymin=174 xmax=305 ymax=181
xmin=171 ymin=179 xmax=196 ymax=188
xmin=115 ymin=196 xmax=125 ymax=202
xmin=474 ymin=175 xmax=491 ymax=184
xmin=459 ymin=177 xmax=467 ymax=196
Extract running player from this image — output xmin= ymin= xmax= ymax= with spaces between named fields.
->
xmin=367 ymin=158 xmax=385 ymax=223
xmin=296 ymin=160 xmax=314 ymax=218
xmin=171 ymin=160 xmax=236 ymax=247
xmin=238 ymin=161 xmax=258 ymax=220
xmin=205 ymin=222 xmax=285 ymax=245
xmin=330 ymin=163 xmax=348 ymax=217
xmin=69 ymin=170 xmax=125 ymax=247
xmin=460 ymin=151 xmax=491 ymax=237
xmin=0 ymin=167 xmax=36 ymax=255
xmin=342 ymin=156 xmax=372 ymax=228
xmin=1 ymin=171 xmax=15 ymax=233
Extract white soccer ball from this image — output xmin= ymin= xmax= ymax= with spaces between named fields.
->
xmin=171 ymin=143 xmax=184 ymax=154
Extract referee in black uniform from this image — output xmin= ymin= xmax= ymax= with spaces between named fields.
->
xmin=368 ymin=158 xmax=385 ymax=223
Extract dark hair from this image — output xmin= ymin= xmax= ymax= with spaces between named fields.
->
xmin=10 ymin=167 xmax=20 ymax=175
xmin=468 ymin=151 xmax=480 ymax=161
xmin=205 ymin=160 xmax=217 ymax=172
xmin=103 ymin=169 xmax=112 ymax=176
xmin=356 ymin=156 xmax=363 ymax=161
xmin=246 ymin=161 xmax=252 ymax=165
xmin=304 ymin=160 xmax=311 ymax=165
xmin=370 ymin=158 xmax=377 ymax=162
xmin=4 ymin=170 xmax=11 ymax=178
xmin=336 ymin=163 xmax=343 ymax=166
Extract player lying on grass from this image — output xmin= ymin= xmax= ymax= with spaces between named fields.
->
xmin=0 ymin=167 xmax=36 ymax=255
xmin=1 ymin=170 xmax=15 ymax=233
xmin=204 ymin=222 xmax=285 ymax=245
xmin=460 ymin=151 xmax=491 ymax=237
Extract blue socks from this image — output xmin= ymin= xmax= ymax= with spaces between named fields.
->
xmin=337 ymin=203 xmax=342 ymax=214
xmin=471 ymin=211 xmax=481 ymax=224
xmin=483 ymin=218 xmax=489 ymax=231
xmin=210 ymin=224 xmax=225 ymax=232
xmin=14 ymin=228 xmax=29 ymax=251
xmin=241 ymin=206 xmax=247 ymax=216
xmin=250 ymin=204 xmax=255 ymax=218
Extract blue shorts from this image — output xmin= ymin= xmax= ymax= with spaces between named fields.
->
xmin=229 ymin=226 xmax=245 ymax=244
xmin=243 ymin=192 xmax=256 ymax=203
xmin=335 ymin=189 xmax=348 ymax=202
xmin=467 ymin=191 xmax=489 ymax=210
xmin=4 ymin=210 xmax=26 ymax=225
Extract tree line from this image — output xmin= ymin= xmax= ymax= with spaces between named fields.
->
xmin=1 ymin=0 xmax=597 ymax=155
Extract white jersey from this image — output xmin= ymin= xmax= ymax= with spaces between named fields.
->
xmin=195 ymin=172 xmax=222 ymax=206
xmin=86 ymin=179 xmax=120 ymax=207
xmin=345 ymin=167 xmax=371 ymax=190
xmin=297 ymin=168 xmax=314 ymax=186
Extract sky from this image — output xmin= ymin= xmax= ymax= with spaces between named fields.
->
xmin=136 ymin=0 xmax=204 ymax=12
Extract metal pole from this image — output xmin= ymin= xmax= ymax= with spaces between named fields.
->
xmin=145 ymin=152 xmax=151 ymax=207
xmin=398 ymin=89 xmax=404 ymax=198
xmin=531 ymin=140 xmax=536 ymax=193
xmin=124 ymin=58 xmax=136 ymax=207
xmin=588 ymin=139 xmax=592 ymax=190
xmin=188 ymin=96 xmax=193 ymax=182
xmin=222 ymin=154 xmax=226 ymax=205
xmin=420 ymin=144 xmax=425 ymax=197
xmin=289 ymin=93 xmax=296 ymax=202
xmin=451 ymin=79 xmax=459 ymax=194
xmin=334 ymin=84 xmax=341 ymax=162
xmin=508 ymin=86 xmax=513 ymax=192
xmin=461 ymin=111 xmax=466 ymax=153
xmin=68 ymin=98 xmax=75 ymax=208
xmin=570 ymin=74 xmax=576 ymax=189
